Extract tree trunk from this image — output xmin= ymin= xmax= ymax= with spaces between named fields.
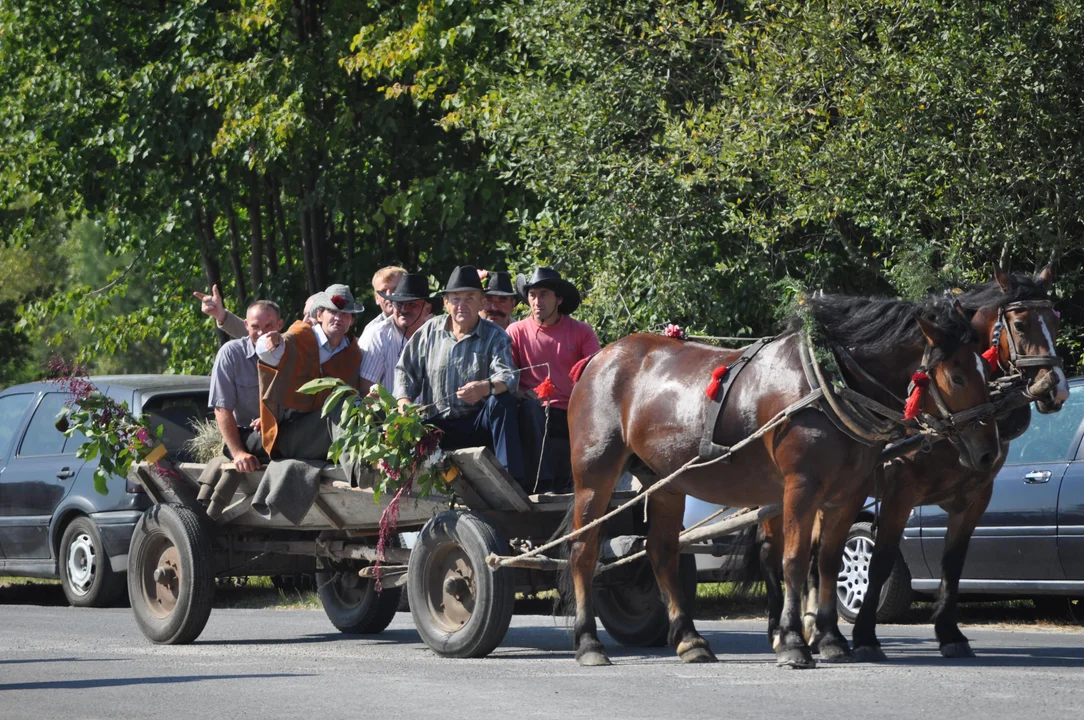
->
xmin=271 ymin=176 xmax=293 ymax=271
xmin=298 ymin=187 xmax=318 ymax=295
xmin=223 ymin=202 xmax=248 ymax=305
xmin=246 ymin=169 xmax=265 ymax=292
xmin=195 ymin=203 xmax=229 ymax=345
xmin=265 ymin=176 xmax=282 ymax=275
xmin=345 ymin=204 xmax=357 ymax=288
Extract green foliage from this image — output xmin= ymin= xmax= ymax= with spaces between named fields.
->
xmin=298 ymin=377 xmax=446 ymax=502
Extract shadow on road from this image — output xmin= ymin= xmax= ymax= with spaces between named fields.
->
xmin=196 ymin=628 xmax=422 ymax=646
xmin=0 ymin=673 xmax=313 ymax=692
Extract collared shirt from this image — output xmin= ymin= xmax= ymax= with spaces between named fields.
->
xmin=208 ymin=337 xmax=261 ymax=427
xmin=359 ymin=312 xmax=390 ymax=347
xmin=257 ymin=324 xmax=351 ymax=367
xmin=359 ymin=318 xmax=409 ymax=392
xmin=395 ymin=315 xmax=518 ymax=419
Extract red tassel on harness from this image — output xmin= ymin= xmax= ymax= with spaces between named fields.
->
xmin=569 ymin=355 xmax=594 ymax=384
xmin=705 ymin=365 xmax=729 ymax=401
xmin=903 ymin=371 xmax=930 ymax=421
xmin=535 ymin=375 xmax=555 ymax=402
xmin=981 ymin=345 xmax=999 ymax=372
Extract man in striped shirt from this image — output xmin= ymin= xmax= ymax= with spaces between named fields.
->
xmin=394 ymin=266 xmax=525 ymax=487
xmin=359 ymin=273 xmax=432 ymax=393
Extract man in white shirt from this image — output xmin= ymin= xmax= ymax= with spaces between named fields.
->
xmin=358 ymin=266 xmax=407 ymax=347
xmin=359 ymin=273 xmax=433 ymax=392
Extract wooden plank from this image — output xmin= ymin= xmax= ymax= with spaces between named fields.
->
xmin=216 ymin=495 xmax=253 ymax=524
xmin=445 ymin=474 xmax=492 ymax=511
xmin=312 ymin=495 xmax=346 ymax=530
xmin=449 ymin=447 xmax=532 ymax=512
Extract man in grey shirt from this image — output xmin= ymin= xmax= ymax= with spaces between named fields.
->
xmin=208 ymin=300 xmax=283 ymax=472
xmin=395 ymin=266 xmax=525 ymax=487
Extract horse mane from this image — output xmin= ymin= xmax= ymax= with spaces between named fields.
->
xmin=952 ymin=271 xmax=1049 ymax=312
xmin=789 ymin=293 xmax=976 ymax=361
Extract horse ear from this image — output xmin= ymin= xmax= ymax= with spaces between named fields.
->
xmin=1038 ymin=264 xmax=1054 ymax=290
xmin=915 ymin=310 xmax=946 ymax=347
xmin=993 ymin=263 xmax=1012 ymax=293
xmin=953 ymin=299 xmax=967 ymax=319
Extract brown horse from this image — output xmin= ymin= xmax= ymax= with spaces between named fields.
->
xmin=566 ymin=293 xmax=1001 ymax=667
xmin=776 ymin=266 xmax=1067 ymax=663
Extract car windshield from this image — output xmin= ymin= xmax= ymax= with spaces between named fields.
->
xmin=142 ymin=392 xmax=212 ymax=463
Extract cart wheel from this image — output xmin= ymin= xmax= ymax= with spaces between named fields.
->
xmin=409 ymin=511 xmax=515 ymax=659
xmin=594 ymin=552 xmax=697 ymax=647
xmin=315 ymin=556 xmax=401 ymax=634
xmin=127 ymin=504 xmax=214 ymax=645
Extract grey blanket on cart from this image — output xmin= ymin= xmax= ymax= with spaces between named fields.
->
xmin=251 ymin=459 xmax=324 ymax=525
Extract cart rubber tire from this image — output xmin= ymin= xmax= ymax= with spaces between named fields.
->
xmin=408 ymin=511 xmax=515 ymax=658
xmin=594 ymin=552 xmax=698 ymax=647
xmin=836 ymin=521 xmax=913 ymax=624
xmin=59 ymin=516 xmax=126 ymax=608
xmin=127 ymin=503 xmax=214 ymax=645
xmin=316 ymin=558 xmax=402 ymax=634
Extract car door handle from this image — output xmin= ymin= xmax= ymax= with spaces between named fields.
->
xmin=56 ymin=468 xmax=76 ymax=480
xmin=1023 ymin=470 xmax=1051 ymax=484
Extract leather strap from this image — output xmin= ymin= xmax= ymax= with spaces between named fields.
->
xmin=699 ymin=336 xmax=775 ymax=461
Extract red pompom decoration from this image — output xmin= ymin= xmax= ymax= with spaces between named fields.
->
xmin=981 ymin=345 xmax=999 ymax=372
xmin=330 ymin=295 xmax=346 ymax=310
xmin=903 ymin=371 xmax=930 ymax=421
xmin=535 ymin=375 xmax=555 ymax=402
xmin=705 ymin=365 xmax=729 ymax=401
xmin=570 ymin=355 xmax=594 ymax=384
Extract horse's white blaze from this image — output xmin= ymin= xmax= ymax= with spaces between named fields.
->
xmin=1038 ymin=315 xmax=1070 ymax=404
xmin=974 ymin=352 xmax=986 ymax=380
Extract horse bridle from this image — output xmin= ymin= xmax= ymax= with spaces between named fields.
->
xmin=906 ymin=344 xmax=996 ymax=439
xmin=992 ymin=300 xmax=1063 ymax=373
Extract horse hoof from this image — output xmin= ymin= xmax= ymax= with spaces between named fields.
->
xmin=817 ymin=643 xmax=853 ymax=663
xmin=776 ymin=647 xmax=816 ymax=669
xmin=577 ymin=650 xmax=613 ymax=667
xmin=940 ymin=641 xmax=975 ymax=659
xmin=852 ymin=645 xmax=887 ymax=663
xmin=808 ymin=631 xmax=824 ymax=655
xmin=679 ymin=645 xmax=718 ymax=664
xmin=770 ymin=632 xmax=783 ymax=653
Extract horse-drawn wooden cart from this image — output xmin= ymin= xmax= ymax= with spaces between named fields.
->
xmin=126 ymin=450 xmax=775 ymax=657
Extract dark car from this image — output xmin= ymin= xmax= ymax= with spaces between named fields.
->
xmin=839 ymin=376 xmax=1084 ymax=622
xmin=0 ymin=375 xmax=211 ymax=607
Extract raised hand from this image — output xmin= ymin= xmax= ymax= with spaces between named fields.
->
xmin=193 ymin=284 xmax=226 ymax=323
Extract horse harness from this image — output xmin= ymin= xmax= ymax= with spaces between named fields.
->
xmin=994 ymin=300 xmax=1063 ymax=373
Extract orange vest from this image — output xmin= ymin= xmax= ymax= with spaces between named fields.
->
xmin=258 ymin=320 xmax=362 ymax=455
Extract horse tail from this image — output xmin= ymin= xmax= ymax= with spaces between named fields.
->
xmin=722 ymin=523 xmax=767 ymax=598
xmin=552 ymin=502 xmax=577 ymax=619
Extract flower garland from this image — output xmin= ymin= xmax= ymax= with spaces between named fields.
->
xmin=47 ymin=357 xmax=172 ymax=495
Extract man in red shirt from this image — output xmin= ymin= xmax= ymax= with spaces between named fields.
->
xmin=507 ymin=267 xmax=601 ymax=492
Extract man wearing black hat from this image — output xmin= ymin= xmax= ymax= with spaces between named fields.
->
xmin=359 ymin=272 xmax=433 ymax=392
xmin=478 ymin=269 xmax=518 ymax=331
xmin=508 ymin=267 xmax=601 ymax=491
xmin=394 ymin=266 xmax=525 ymax=487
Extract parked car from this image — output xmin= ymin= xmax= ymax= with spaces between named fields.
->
xmin=0 ymin=374 xmax=212 ymax=607
xmin=841 ymin=376 xmax=1084 ymax=622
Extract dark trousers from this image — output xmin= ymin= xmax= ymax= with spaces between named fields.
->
xmin=519 ymin=400 xmax=572 ymax=493
xmin=433 ymin=393 xmax=525 ymax=487
xmin=271 ymin=410 xmax=335 ymax=461
xmin=225 ymin=426 xmax=270 ymax=463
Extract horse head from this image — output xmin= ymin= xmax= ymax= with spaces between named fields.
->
xmin=914 ymin=300 xmax=1000 ymax=472
xmin=985 ymin=265 xmax=1069 ymax=414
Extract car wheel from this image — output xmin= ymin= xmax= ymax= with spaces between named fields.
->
xmin=58 ymin=517 xmax=126 ymax=608
xmin=836 ymin=521 xmax=913 ymax=624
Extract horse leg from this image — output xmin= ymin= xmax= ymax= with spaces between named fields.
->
xmin=809 ymin=496 xmax=866 ymax=663
xmin=644 ymin=490 xmax=715 ymax=663
xmin=775 ymin=477 xmax=819 ymax=669
xmin=802 ymin=510 xmax=822 ymax=650
xmin=761 ymin=516 xmax=786 ymax=651
xmin=570 ymin=462 xmax=625 ymax=666
xmin=851 ymin=480 xmax=921 ymax=663
xmin=933 ymin=482 xmax=993 ymax=659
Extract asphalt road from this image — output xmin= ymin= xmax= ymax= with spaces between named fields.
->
xmin=2 ymin=606 xmax=1084 ymax=720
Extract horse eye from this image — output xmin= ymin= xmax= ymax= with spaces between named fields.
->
xmin=1013 ymin=320 xmax=1027 ymax=332
xmin=952 ymin=375 xmax=966 ymax=387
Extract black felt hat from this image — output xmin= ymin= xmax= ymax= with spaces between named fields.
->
xmin=440 ymin=265 xmax=485 ymax=294
xmin=482 ymin=270 xmax=516 ymax=297
xmin=514 ymin=267 xmax=581 ymax=315
xmin=377 ymin=273 xmax=435 ymax=303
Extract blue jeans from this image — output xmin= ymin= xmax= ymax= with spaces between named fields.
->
xmin=433 ymin=393 xmax=525 ymax=486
